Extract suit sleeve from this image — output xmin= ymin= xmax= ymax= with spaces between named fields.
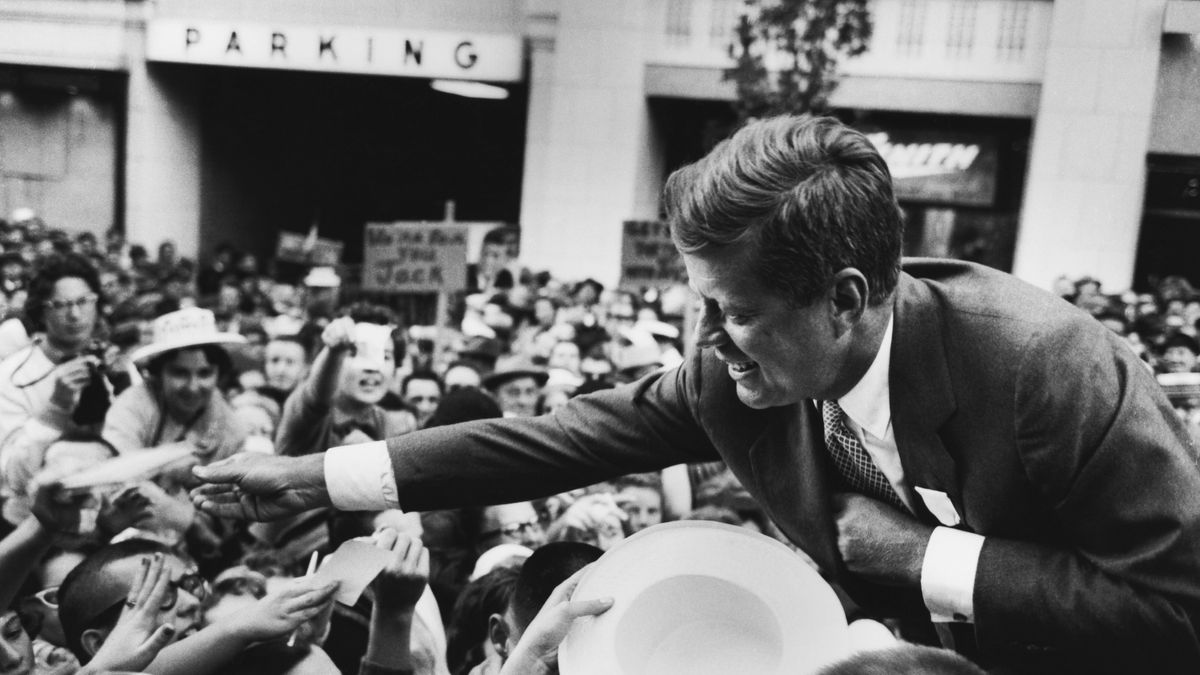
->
xmin=388 ymin=356 xmax=720 ymax=511
xmin=973 ymin=322 xmax=1200 ymax=672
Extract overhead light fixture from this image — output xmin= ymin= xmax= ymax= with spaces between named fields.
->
xmin=430 ymin=79 xmax=509 ymax=100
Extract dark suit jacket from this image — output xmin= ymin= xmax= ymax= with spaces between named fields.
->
xmin=389 ymin=259 xmax=1200 ymax=673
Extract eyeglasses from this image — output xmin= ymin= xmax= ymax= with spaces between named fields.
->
xmin=43 ymin=294 xmax=97 ymax=313
xmin=29 ymin=586 xmax=58 ymax=610
xmin=484 ymin=519 xmax=543 ymax=540
xmin=87 ymin=570 xmax=209 ymax=630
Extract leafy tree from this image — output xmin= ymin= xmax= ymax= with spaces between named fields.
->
xmin=725 ymin=0 xmax=873 ymax=121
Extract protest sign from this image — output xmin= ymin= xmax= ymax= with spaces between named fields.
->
xmin=276 ymin=230 xmax=344 ymax=266
xmin=363 ymin=222 xmax=468 ymax=293
xmin=619 ymin=220 xmax=686 ymax=291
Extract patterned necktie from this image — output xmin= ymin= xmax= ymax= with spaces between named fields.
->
xmin=821 ymin=400 xmax=907 ymax=510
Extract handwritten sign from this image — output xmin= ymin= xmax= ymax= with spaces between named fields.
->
xmin=363 ymin=222 xmax=468 ymax=293
xmin=276 ymin=231 xmax=344 ymax=266
xmin=619 ymin=220 xmax=686 ymax=291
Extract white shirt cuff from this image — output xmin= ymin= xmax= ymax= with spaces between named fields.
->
xmin=324 ymin=441 xmax=400 ymax=511
xmin=921 ymin=526 xmax=985 ymax=623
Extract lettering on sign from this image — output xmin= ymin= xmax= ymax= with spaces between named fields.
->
xmin=363 ymin=222 xmax=468 ymax=294
xmin=864 ymin=131 xmax=997 ymax=207
xmin=619 ymin=220 xmax=686 ymax=291
xmin=147 ymin=19 xmax=523 ymax=83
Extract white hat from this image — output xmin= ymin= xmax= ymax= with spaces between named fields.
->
xmin=559 ymin=521 xmax=849 ymax=674
xmin=612 ymin=326 xmax=662 ymax=373
xmin=303 ymin=266 xmax=342 ymax=288
xmin=130 ymin=307 xmax=246 ymax=365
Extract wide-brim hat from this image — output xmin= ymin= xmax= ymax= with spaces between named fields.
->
xmin=1158 ymin=372 xmax=1200 ymax=403
xmin=559 ymin=521 xmax=849 ymax=674
xmin=130 ymin=307 xmax=246 ymax=365
xmin=482 ymin=354 xmax=549 ymax=390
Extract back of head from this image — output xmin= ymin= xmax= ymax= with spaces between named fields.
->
xmin=509 ymin=541 xmax=603 ymax=631
xmin=425 ymin=388 xmax=502 ymax=428
xmin=59 ymin=539 xmax=173 ymax=661
xmin=818 ymin=644 xmax=986 ymax=675
xmin=665 ymin=114 xmax=903 ymax=306
xmin=446 ymin=566 xmax=521 ymax=675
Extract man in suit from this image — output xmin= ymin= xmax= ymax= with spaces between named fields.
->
xmin=191 ymin=115 xmax=1200 ymax=673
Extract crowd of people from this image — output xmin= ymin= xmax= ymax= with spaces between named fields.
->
xmin=0 ymin=180 xmax=1196 ymax=675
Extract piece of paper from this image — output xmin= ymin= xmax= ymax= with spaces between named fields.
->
xmin=352 ymin=323 xmax=394 ymax=372
xmin=315 ymin=539 xmax=392 ymax=605
xmin=915 ymin=487 xmax=962 ymax=527
xmin=58 ymin=445 xmax=194 ymax=490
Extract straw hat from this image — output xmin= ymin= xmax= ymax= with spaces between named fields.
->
xmin=130 ymin=307 xmax=246 ymax=365
xmin=559 ymin=521 xmax=849 ymax=674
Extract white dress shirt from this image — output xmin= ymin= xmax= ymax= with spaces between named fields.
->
xmin=833 ymin=317 xmax=983 ymax=624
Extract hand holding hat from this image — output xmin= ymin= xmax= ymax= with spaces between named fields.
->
xmin=501 ymin=566 xmax=613 ymax=675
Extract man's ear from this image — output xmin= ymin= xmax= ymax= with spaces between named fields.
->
xmin=488 ymin=612 xmax=509 ymax=659
xmin=828 ymin=268 xmax=870 ymax=334
xmin=80 ymin=627 xmax=107 ymax=659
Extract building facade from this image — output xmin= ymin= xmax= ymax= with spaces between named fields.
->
xmin=0 ymin=0 xmax=1196 ymax=292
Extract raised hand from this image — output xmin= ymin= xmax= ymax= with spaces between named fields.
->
xmin=227 ymin=575 xmax=339 ymax=643
xmin=500 ymin=565 xmax=613 ymax=675
xmin=80 ymin=553 xmax=178 ymax=674
xmin=190 ymin=453 xmax=330 ymax=522
xmin=371 ymin=528 xmax=429 ymax=612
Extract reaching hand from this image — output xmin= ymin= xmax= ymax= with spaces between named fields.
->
xmin=29 ymin=480 xmax=94 ymax=535
xmin=500 ymin=566 xmax=613 ymax=675
xmin=226 ymin=575 xmax=339 ymax=644
xmin=190 ymin=453 xmax=330 ymax=522
xmin=81 ymin=553 xmax=178 ymax=674
xmin=831 ymin=492 xmax=933 ymax=586
xmin=371 ymin=528 xmax=429 ymax=613
xmin=96 ymin=484 xmax=152 ymax=535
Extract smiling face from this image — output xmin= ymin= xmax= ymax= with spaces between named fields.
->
xmin=338 ymin=350 xmax=396 ymax=406
xmin=684 ymin=244 xmax=853 ymax=408
xmin=159 ymin=348 xmax=219 ymax=421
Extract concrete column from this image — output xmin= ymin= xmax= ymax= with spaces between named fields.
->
xmin=123 ymin=10 xmax=203 ymax=258
xmin=1012 ymin=0 xmax=1166 ymax=292
xmin=518 ymin=0 xmax=665 ymax=287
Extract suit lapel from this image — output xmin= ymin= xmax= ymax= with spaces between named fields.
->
xmin=747 ymin=401 xmax=842 ymax=574
xmin=890 ymin=273 xmax=968 ymax=528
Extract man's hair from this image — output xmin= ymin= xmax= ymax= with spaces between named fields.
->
xmin=612 ymin=472 xmax=663 ymax=492
xmin=508 ymin=542 xmax=602 ymax=630
xmin=59 ymin=539 xmax=174 ymax=661
xmin=818 ymin=644 xmax=985 ymax=675
xmin=447 ymin=566 xmax=521 ymax=675
xmin=403 ymin=371 xmax=445 ymax=396
xmin=665 ymin=115 xmax=903 ymax=306
xmin=24 ymin=252 xmax=103 ymax=331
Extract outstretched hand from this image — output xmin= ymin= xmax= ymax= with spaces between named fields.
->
xmin=80 ymin=553 xmax=177 ymax=674
xmin=500 ymin=565 xmax=613 ymax=675
xmin=189 ymin=453 xmax=330 ymax=522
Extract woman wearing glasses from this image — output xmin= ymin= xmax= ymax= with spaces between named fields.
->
xmin=0 ymin=253 xmax=111 ymax=527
